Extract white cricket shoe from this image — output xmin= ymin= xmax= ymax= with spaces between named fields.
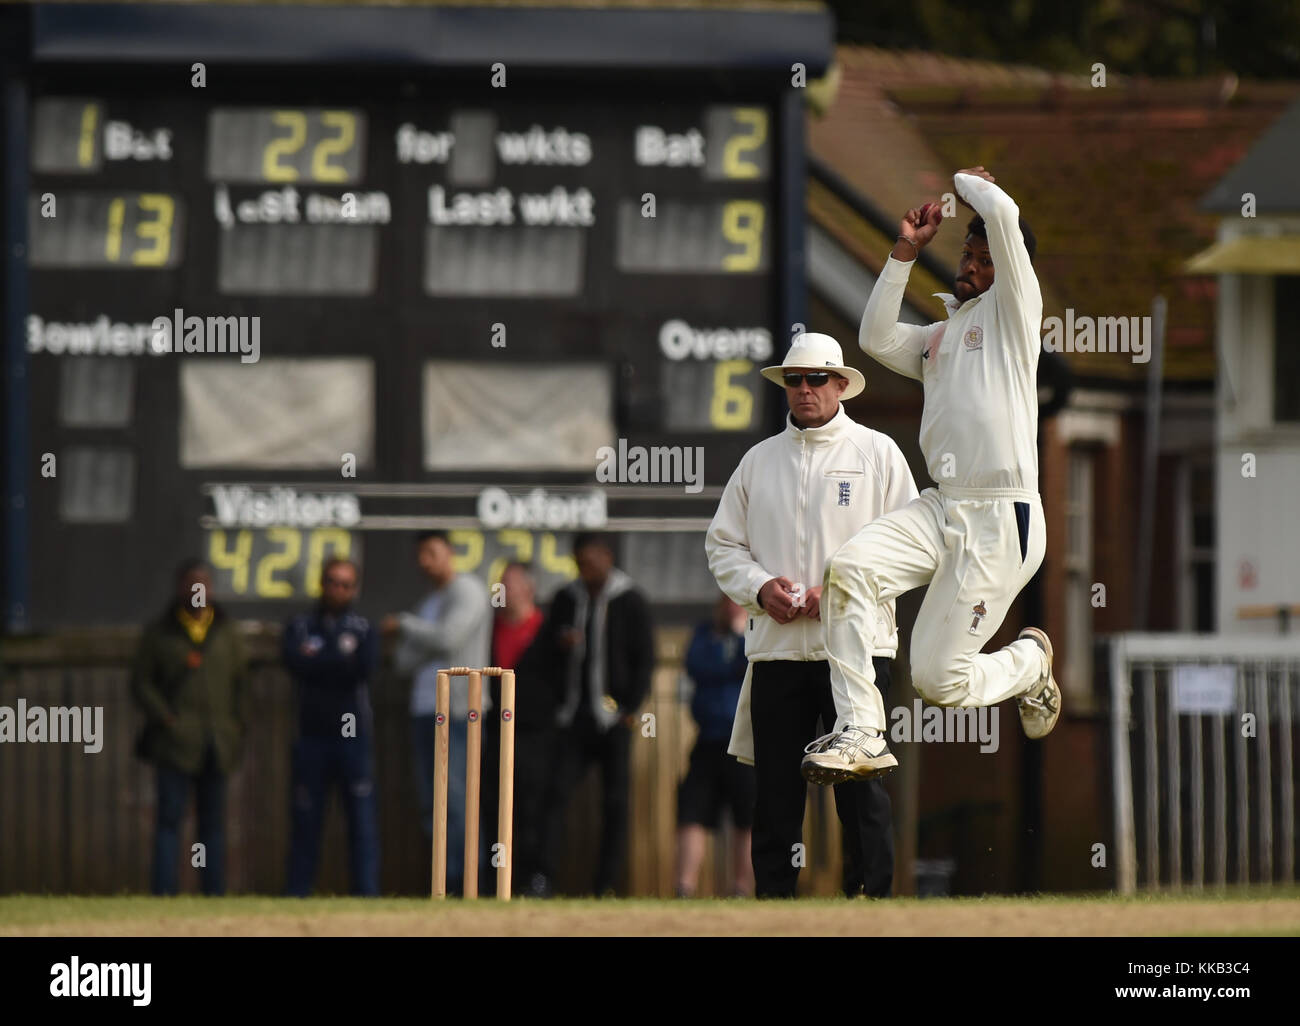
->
xmin=800 ymin=726 xmax=897 ymax=785
xmin=1017 ymin=627 xmax=1062 ymax=739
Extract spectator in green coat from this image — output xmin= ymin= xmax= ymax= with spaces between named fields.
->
xmin=131 ymin=559 xmax=250 ymax=895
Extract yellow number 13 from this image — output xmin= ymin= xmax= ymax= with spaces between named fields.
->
xmin=104 ymin=193 xmax=174 ymax=265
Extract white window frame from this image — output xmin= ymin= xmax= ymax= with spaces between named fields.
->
xmin=1063 ymin=446 xmax=1096 ymax=699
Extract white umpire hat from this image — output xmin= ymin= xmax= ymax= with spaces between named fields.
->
xmin=759 ymin=332 xmax=866 ymax=400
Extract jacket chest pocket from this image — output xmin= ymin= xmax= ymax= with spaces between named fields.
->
xmin=823 ymin=470 xmax=864 ymax=509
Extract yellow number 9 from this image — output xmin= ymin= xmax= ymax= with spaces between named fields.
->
xmin=721 ymin=200 xmax=764 ymax=272
xmin=710 ymin=360 xmax=754 ymax=430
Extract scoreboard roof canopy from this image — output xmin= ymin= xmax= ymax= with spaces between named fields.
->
xmin=15 ymin=2 xmax=833 ymax=72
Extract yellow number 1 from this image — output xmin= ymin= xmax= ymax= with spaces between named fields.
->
xmin=104 ymin=197 xmax=124 ymax=262
xmin=78 ymin=103 xmax=99 ymax=168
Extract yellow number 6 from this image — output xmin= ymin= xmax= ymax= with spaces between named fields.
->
xmin=710 ymin=359 xmax=754 ymax=430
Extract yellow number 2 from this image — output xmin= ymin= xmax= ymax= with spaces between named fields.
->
xmin=722 ymin=108 xmax=767 ymax=179
xmin=312 ymin=111 xmax=356 ymax=183
xmin=263 ymin=110 xmax=307 ymax=182
xmin=710 ymin=360 xmax=754 ymax=430
xmin=256 ymin=527 xmax=301 ymax=598
xmin=721 ymin=200 xmax=764 ymax=272
xmin=450 ymin=529 xmax=485 ymax=574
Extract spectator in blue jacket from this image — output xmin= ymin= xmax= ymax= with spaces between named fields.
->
xmin=281 ymin=557 xmax=380 ymax=896
xmin=675 ymin=594 xmax=755 ymax=897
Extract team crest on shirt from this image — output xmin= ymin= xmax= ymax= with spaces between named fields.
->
xmin=964 ymin=326 xmax=983 ymax=351
xmin=837 ymin=481 xmax=852 ymax=506
xmin=337 ymin=632 xmax=357 ymax=655
xmin=969 ymin=600 xmax=988 ymax=634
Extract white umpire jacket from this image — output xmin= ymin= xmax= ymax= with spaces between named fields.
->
xmin=705 ymin=405 xmax=918 ymax=764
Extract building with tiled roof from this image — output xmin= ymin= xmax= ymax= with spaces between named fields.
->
xmin=803 ymin=45 xmax=1299 ymax=893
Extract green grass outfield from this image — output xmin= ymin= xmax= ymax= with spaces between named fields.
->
xmin=2 ymin=888 xmax=1299 ymax=936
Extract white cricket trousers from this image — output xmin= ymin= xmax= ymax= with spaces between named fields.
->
xmin=823 ymin=485 xmax=1047 ymax=734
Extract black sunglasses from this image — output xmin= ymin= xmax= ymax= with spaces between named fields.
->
xmin=782 ymin=371 xmax=835 ymax=388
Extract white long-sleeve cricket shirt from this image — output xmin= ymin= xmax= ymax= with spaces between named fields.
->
xmin=859 ymin=172 xmax=1043 ymax=495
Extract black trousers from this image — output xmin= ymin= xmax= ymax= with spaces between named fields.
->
xmin=540 ymin=715 xmax=631 ymax=895
xmin=481 ymin=723 xmax=557 ymax=887
xmin=750 ymin=658 xmax=895 ymax=898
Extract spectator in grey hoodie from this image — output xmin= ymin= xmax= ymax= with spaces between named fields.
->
xmin=382 ymin=529 xmax=490 ymax=895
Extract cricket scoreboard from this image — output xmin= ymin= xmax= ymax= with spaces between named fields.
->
xmin=1 ymin=3 xmax=831 ymax=629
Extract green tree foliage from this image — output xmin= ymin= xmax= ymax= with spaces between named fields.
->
xmin=827 ymin=0 xmax=1300 ymax=78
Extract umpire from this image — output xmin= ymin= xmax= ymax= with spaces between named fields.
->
xmin=705 ymin=333 xmax=917 ymax=897
xmin=281 ymin=557 xmax=380 ymax=896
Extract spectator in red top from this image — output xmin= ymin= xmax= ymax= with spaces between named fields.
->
xmin=492 ymin=562 xmax=543 ymax=669
xmin=483 ymin=562 xmax=557 ymax=895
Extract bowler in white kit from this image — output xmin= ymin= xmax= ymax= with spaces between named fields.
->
xmin=802 ymin=166 xmax=1062 ymax=785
